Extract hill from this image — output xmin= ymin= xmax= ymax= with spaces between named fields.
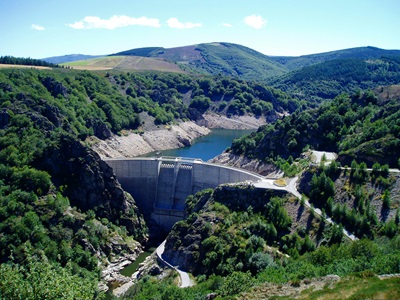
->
xmin=63 ymin=55 xmax=184 ymax=73
xmin=270 ymin=55 xmax=400 ymax=103
xmin=42 ymin=54 xmax=104 ymax=64
xmin=44 ymin=44 xmax=400 ymax=85
xmin=112 ymin=42 xmax=288 ymax=80
xmin=270 ymin=46 xmax=400 ymax=71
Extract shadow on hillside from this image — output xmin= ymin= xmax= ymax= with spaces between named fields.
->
xmin=297 ymin=205 xmax=305 ymax=221
xmin=380 ymin=207 xmax=391 ymax=222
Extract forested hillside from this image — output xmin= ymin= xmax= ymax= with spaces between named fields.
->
xmin=270 ymin=46 xmax=400 ymax=71
xmin=270 ymin=56 xmax=400 ymax=103
xmin=0 ymin=55 xmax=61 ymax=68
xmin=125 ymin=179 xmax=400 ymax=299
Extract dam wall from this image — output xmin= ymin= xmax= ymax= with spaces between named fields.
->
xmin=105 ymin=157 xmax=263 ymax=230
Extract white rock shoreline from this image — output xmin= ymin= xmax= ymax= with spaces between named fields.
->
xmin=91 ymin=113 xmax=267 ymax=159
xmin=91 ymin=121 xmax=211 ymax=159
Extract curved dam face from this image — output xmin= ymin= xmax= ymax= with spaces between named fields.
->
xmin=104 ymin=157 xmax=263 ymax=230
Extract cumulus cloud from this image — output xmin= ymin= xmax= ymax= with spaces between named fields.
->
xmin=31 ymin=24 xmax=45 ymax=31
xmin=167 ymin=18 xmax=202 ymax=29
xmin=222 ymin=23 xmax=233 ymax=28
xmin=67 ymin=15 xmax=161 ymax=29
xmin=243 ymin=15 xmax=267 ymax=29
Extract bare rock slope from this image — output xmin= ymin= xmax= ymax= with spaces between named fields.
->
xmin=92 ymin=121 xmax=210 ymax=158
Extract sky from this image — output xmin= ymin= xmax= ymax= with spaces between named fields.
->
xmin=1 ymin=0 xmax=399 ymax=59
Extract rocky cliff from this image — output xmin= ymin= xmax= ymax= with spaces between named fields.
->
xmin=209 ymin=152 xmax=280 ymax=177
xmin=37 ymin=133 xmax=148 ymax=241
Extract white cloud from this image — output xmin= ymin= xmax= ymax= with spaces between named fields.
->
xmin=222 ymin=23 xmax=233 ymax=28
xmin=67 ymin=15 xmax=161 ymax=30
xmin=243 ymin=15 xmax=267 ymax=29
xmin=167 ymin=18 xmax=202 ymax=29
xmin=31 ymin=24 xmax=45 ymax=31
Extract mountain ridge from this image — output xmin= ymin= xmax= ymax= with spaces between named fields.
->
xmin=42 ymin=54 xmax=104 ymax=64
xmin=269 ymin=45 xmax=400 ymax=70
xmin=43 ymin=43 xmax=400 ymax=83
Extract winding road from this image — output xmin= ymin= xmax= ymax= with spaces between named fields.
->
xmin=156 ymin=240 xmax=194 ymax=288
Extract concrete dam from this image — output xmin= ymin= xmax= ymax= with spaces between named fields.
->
xmin=104 ymin=157 xmax=264 ymax=230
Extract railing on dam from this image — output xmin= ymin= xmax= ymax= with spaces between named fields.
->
xmin=104 ymin=157 xmax=264 ymax=230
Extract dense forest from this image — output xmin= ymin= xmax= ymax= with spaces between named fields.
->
xmin=270 ymin=56 xmax=400 ymax=103
xmin=0 ymin=56 xmax=61 ymax=68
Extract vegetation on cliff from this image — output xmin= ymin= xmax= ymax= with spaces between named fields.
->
xmin=0 ymin=68 xmax=149 ymax=298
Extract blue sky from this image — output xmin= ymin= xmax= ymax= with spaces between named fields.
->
xmin=1 ymin=0 xmax=399 ymax=59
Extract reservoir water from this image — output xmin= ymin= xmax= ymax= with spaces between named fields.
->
xmin=142 ymin=128 xmax=254 ymax=161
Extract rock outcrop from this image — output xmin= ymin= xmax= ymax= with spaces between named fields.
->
xmin=163 ymin=185 xmax=287 ymax=274
xmin=197 ymin=112 xmax=267 ymax=129
xmin=210 ymin=152 xmax=280 ymax=177
xmin=37 ymin=134 xmax=147 ymax=241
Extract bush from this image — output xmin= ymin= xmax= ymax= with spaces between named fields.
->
xmin=220 ymin=271 xmax=254 ymax=296
xmin=248 ymin=252 xmax=274 ymax=274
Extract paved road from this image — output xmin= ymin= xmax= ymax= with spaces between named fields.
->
xmin=253 ymin=176 xmax=300 ymax=198
xmin=156 ymin=240 xmax=194 ymax=288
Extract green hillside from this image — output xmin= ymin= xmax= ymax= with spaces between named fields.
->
xmin=42 ymin=54 xmax=104 ymax=64
xmin=270 ymin=46 xmax=400 ymax=71
xmin=112 ymin=47 xmax=164 ymax=57
xmin=47 ymin=44 xmax=400 ymax=85
xmin=270 ymin=56 xmax=400 ymax=103
xmin=113 ymin=42 xmax=288 ymax=80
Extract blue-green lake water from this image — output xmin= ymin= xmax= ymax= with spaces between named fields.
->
xmin=142 ymin=128 xmax=254 ymax=161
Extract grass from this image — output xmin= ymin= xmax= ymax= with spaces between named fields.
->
xmin=295 ymin=276 xmax=399 ymax=300
xmin=274 ymin=178 xmax=287 ymax=187
xmin=0 ymin=64 xmax=51 ymax=70
xmin=62 ymin=56 xmax=185 ymax=72
xmin=239 ymin=273 xmax=400 ymax=300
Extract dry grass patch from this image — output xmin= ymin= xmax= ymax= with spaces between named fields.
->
xmin=274 ymin=178 xmax=287 ymax=187
xmin=0 ymin=64 xmax=51 ymax=70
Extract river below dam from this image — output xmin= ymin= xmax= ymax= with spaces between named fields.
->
xmin=142 ymin=128 xmax=255 ymax=161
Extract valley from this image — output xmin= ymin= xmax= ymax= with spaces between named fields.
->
xmin=0 ymin=43 xmax=399 ymax=299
